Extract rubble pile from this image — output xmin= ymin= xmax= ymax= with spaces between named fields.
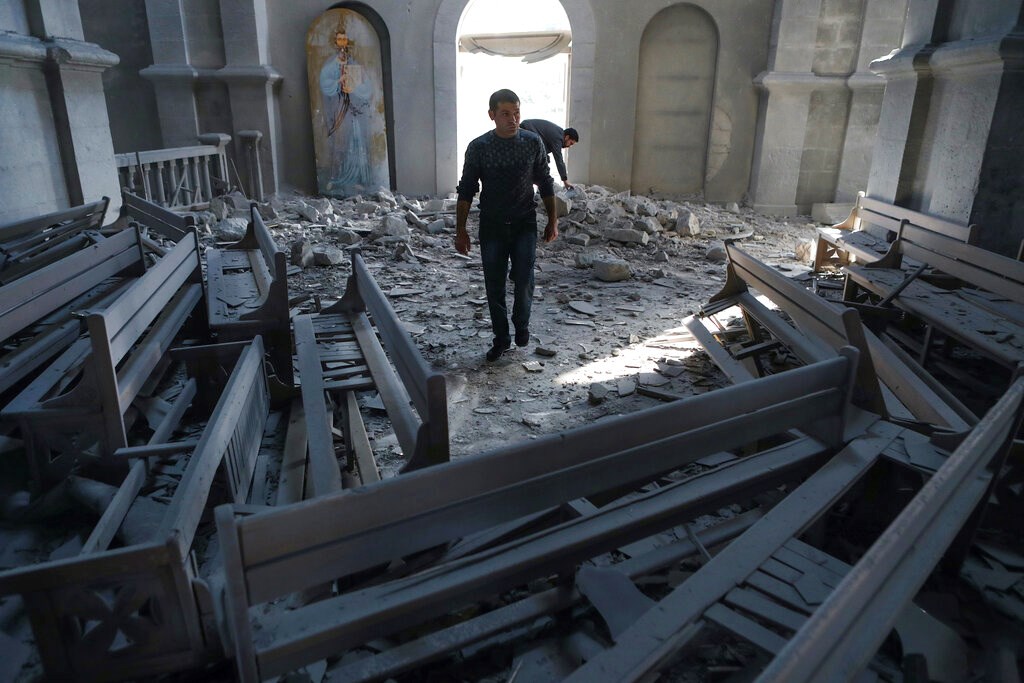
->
xmin=196 ymin=186 xmax=821 ymax=465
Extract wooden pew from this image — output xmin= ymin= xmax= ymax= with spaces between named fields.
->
xmin=692 ymin=243 xmax=977 ymax=432
xmin=2 ymin=230 xmax=204 ymax=483
xmin=303 ymin=248 xmax=449 ymax=473
xmin=0 ymin=228 xmax=146 ymax=398
xmin=844 ymin=215 xmax=1024 ymax=372
xmin=0 ymin=197 xmax=110 ymax=284
xmin=214 ymin=353 xmax=867 ymax=681
xmin=814 ymin=192 xmax=976 ymax=271
xmin=205 ymin=203 xmax=292 ymax=384
xmin=0 ymin=337 xmax=272 ymax=682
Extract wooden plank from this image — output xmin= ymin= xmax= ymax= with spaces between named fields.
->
xmin=277 ymin=398 xmax=309 ymax=506
xmin=348 ymin=311 xmax=420 ymax=459
xmin=295 ymin=315 xmax=343 ymax=496
xmin=684 ymin=314 xmax=757 ymax=383
xmin=159 ymin=338 xmax=266 ymax=557
xmin=705 ymin=603 xmax=788 ymax=654
xmin=724 ymin=587 xmax=807 ymax=632
xmin=345 ymin=390 xmax=379 ymax=485
xmin=900 ymin=226 xmax=1024 ymax=303
xmin=0 ymin=229 xmax=140 ymax=339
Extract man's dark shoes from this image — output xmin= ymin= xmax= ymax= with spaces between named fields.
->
xmin=515 ymin=328 xmax=530 ymax=347
xmin=486 ymin=340 xmax=512 ymax=362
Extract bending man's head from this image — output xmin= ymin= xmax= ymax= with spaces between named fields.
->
xmin=563 ymin=127 xmax=579 ymax=148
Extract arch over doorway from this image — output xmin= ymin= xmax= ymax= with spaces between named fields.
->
xmin=631 ymin=4 xmax=718 ymax=197
xmin=432 ymin=0 xmax=595 ymax=194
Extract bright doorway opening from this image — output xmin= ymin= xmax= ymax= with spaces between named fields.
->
xmin=455 ymin=0 xmax=572 ymax=183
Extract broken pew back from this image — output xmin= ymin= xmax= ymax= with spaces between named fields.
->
xmin=0 ymin=227 xmax=146 ymax=398
xmin=3 ymin=230 xmax=204 ymax=483
xmin=205 ymin=203 xmax=291 ymax=384
xmin=215 ymin=352 xmax=864 ymax=681
xmin=814 ymin=192 xmax=977 ymax=271
xmin=120 ymin=190 xmax=196 ymax=244
xmin=0 ymin=197 xmax=110 ymax=284
xmin=706 ymin=243 xmax=976 ymax=432
xmin=315 ymin=248 xmax=449 ymax=471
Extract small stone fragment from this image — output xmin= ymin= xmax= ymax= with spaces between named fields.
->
xmin=589 ymin=382 xmax=612 ymax=404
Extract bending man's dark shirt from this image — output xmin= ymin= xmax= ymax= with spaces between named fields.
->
xmin=519 ymin=119 xmax=569 ymax=183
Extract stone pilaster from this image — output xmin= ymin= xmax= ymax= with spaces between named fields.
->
xmin=217 ymin=0 xmax=281 ymax=197
xmin=141 ymin=0 xmax=200 ymax=147
xmin=749 ymin=0 xmax=823 ymax=216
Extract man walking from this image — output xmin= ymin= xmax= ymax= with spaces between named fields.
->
xmin=455 ymin=89 xmax=558 ymax=362
xmin=519 ymin=118 xmax=579 ymax=189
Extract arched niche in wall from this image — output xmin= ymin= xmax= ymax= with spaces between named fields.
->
xmin=631 ymin=4 xmax=718 ymax=197
xmin=306 ymin=4 xmax=395 ymax=196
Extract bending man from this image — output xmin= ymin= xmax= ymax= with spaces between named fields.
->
xmin=519 ymin=118 xmax=579 ymax=189
xmin=455 ymin=89 xmax=558 ymax=362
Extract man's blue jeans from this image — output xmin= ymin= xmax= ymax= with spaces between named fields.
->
xmin=479 ymin=215 xmax=537 ymax=347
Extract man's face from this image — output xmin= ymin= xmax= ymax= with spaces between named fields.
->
xmin=335 ymin=32 xmax=349 ymax=49
xmin=489 ymin=101 xmax=520 ymax=139
xmin=563 ymin=134 xmax=576 ymax=149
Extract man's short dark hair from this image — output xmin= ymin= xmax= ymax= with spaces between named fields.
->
xmin=564 ymin=127 xmax=579 ymax=143
xmin=489 ymin=89 xmax=520 ymax=112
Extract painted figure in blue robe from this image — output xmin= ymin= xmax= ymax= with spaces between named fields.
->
xmin=319 ymin=30 xmax=374 ymax=193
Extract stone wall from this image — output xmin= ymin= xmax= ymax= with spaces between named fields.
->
xmin=750 ymin=0 xmax=909 ymax=216
xmin=0 ymin=0 xmax=120 ymax=223
xmin=868 ymin=0 xmax=1024 ymax=255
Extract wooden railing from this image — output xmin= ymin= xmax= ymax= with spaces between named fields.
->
xmin=115 ymin=134 xmax=231 ymax=210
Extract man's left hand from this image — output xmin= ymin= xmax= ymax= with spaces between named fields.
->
xmin=543 ymin=220 xmax=559 ymax=243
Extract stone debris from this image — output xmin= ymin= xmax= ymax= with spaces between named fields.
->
xmin=588 ymin=382 xmax=612 ymax=404
xmin=185 ymin=185 xmax=818 ymax=463
xmin=569 ymin=301 xmax=598 ymax=316
xmin=213 ymin=216 xmax=247 ymax=241
xmin=593 ymin=257 xmax=631 ymax=282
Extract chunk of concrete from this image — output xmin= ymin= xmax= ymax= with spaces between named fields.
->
xmin=312 ymin=244 xmax=346 ymax=265
xmin=594 ymin=257 xmax=631 ymax=282
xmin=674 ymin=209 xmax=700 ymax=236
xmin=606 ymin=228 xmax=649 ymax=245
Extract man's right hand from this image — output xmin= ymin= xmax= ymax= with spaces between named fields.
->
xmin=454 ymin=230 xmax=470 ymax=255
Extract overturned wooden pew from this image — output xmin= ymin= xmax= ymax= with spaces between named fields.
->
xmin=0 ymin=337 xmax=272 ymax=682
xmin=293 ymin=247 xmax=449 ymax=479
xmin=0 ymin=227 xmax=147 ymax=399
xmin=0 ymin=197 xmax=110 ymax=284
xmin=213 ymin=351 xmax=869 ymax=681
xmin=3 ymin=230 xmax=204 ymax=483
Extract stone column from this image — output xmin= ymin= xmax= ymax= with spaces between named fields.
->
xmin=15 ymin=0 xmax=121 ymax=217
xmin=833 ymin=0 xmax=909 ymax=204
xmin=217 ymin=0 xmax=281 ymax=198
xmin=867 ymin=0 xmax=1023 ymax=254
xmin=864 ymin=0 xmax=942 ymax=205
xmin=749 ymin=0 xmax=824 ymax=216
xmin=140 ymin=0 xmax=200 ymax=147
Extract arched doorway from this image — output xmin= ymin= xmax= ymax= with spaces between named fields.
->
xmin=434 ymin=0 xmax=595 ymax=194
xmin=631 ymin=5 xmax=718 ymax=197
xmin=455 ymin=0 xmax=572 ymax=183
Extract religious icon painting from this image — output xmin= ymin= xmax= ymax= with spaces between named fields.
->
xmin=306 ymin=9 xmax=390 ymax=197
